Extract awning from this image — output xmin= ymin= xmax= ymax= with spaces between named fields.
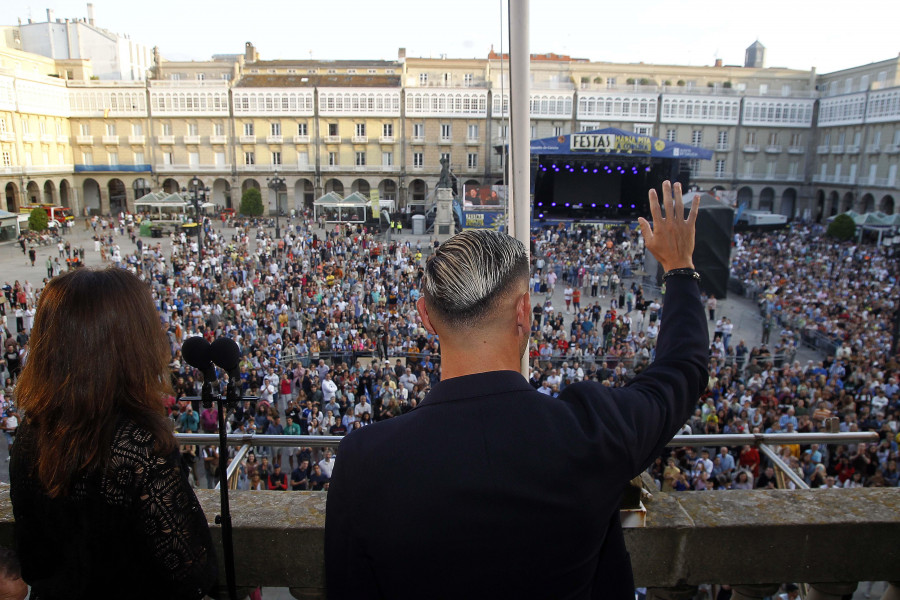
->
xmin=135 ymin=191 xmax=189 ymax=209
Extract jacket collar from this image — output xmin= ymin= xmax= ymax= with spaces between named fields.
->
xmin=418 ymin=370 xmax=533 ymax=407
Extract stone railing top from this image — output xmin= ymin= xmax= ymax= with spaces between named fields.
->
xmin=1 ymin=483 xmax=898 ymax=597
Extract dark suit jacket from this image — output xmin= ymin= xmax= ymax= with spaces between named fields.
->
xmin=325 ymin=277 xmax=708 ymax=599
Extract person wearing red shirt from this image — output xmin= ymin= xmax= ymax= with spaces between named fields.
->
xmin=739 ymin=444 xmax=761 ymax=478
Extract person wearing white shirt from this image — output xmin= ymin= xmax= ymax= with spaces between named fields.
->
xmin=322 ymin=373 xmax=338 ymax=403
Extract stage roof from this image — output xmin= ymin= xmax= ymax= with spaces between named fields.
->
xmin=529 ymin=127 xmax=713 ymax=160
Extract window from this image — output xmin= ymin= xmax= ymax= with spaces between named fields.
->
xmin=1 ymin=151 xmax=10 ymax=167
xmin=187 ymin=123 xmax=199 ymax=136
xmin=82 ymin=151 xmax=93 ymax=165
xmin=133 ymin=123 xmax=143 ymax=136
xmin=768 ymin=132 xmax=778 ymax=145
xmin=553 ymin=126 xmax=563 ymax=137
xmin=244 ymin=151 xmax=255 ymax=165
xmin=134 ymin=151 xmax=144 ymax=165
xmin=691 ymin=130 xmax=702 ymax=146
xmin=467 ymin=153 xmax=478 ymax=168
xmin=666 ymin=129 xmax=676 ymax=142
xmin=214 ymin=123 xmax=225 ymax=136
xmin=606 ymin=77 xmax=616 ymax=89
xmin=440 ymin=152 xmax=451 ymax=164
xmin=717 ymin=130 xmax=728 ymax=150
xmin=243 ymin=123 xmax=254 ymax=136
xmin=382 ymin=151 xmax=393 ymax=166
xmin=271 ymin=122 xmax=281 ymax=136
xmin=467 ymin=124 xmax=479 ymax=140
xmin=440 ymin=124 xmax=451 ymax=140
xmin=355 ymin=151 xmax=366 ymax=166
xmin=21 ymin=119 xmax=28 ymax=134
xmin=188 ymin=152 xmax=199 ymax=166
xmin=355 ymin=123 xmax=366 ymax=137
xmin=383 ymin=123 xmax=393 ymax=138
xmin=790 ymin=133 xmax=802 ymax=147
xmin=873 ymin=130 xmax=882 ymax=146
xmin=788 ymin=161 xmax=799 ymax=178
xmin=464 ymin=73 xmax=473 ymax=87
xmin=759 ymin=84 xmax=768 ymax=95
xmin=530 ymin=124 xmax=537 ymax=139
xmin=634 ymin=125 xmax=652 ymax=136
xmin=328 ymin=123 xmax=339 ymax=137
xmin=162 ymin=152 xmax=173 ymax=165
xmin=367 ymin=69 xmax=376 ymax=74
xmin=106 ymin=123 xmax=116 ymax=136
xmin=272 ymin=151 xmax=282 ymax=165
xmin=781 ymin=84 xmax=791 ymax=96
xmin=413 ymin=152 xmax=424 ymax=168
xmin=107 ymin=151 xmax=118 ymax=166
xmin=443 ymin=73 xmax=451 ymax=86
xmin=81 ymin=123 xmax=90 ymax=136
xmin=297 ymin=152 xmax=309 ymax=166
xmin=347 ymin=69 xmax=357 ymax=74
xmin=746 ymin=131 xmax=757 ymax=145
xmin=419 ymin=73 xmax=428 ymax=85
xmin=39 ymin=120 xmax=47 ymax=135
xmin=56 ymin=121 xmax=63 ymax=135
xmin=215 ymin=152 xmax=225 ymax=166
xmin=197 ymin=73 xmax=205 ymax=81
xmin=766 ymin=161 xmax=776 ymax=178
xmin=297 ymin=123 xmax=308 ymax=136
xmin=894 ymin=129 xmax=900 ymax=146
xmin=499 ymin=125 xmax=509 ymax=139
xmin=161 ymin=123 xmax=172 ymax=136
xmin=413 ymin=123 xmax=424 ymax=139
xmin=328 ymin=152 xmax=338 ymax=166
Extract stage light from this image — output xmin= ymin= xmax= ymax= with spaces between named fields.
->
xmin=537 ymin=202 xmax=543 ymax=206
xmin=604 ymin=203 xmax=610 ymax=208
xmin=592 ymin=169 xmax=598 ymax=173
xmin=591 ymin=203 xmax=597 ymax=208
xmin=552 ymin=163 xmax=557 ymax=168
xmin=630 ymin=204 xmax=635 ymax=208
xmin=565 ymin=203 xmax=570 ymax=207
xmin=538 ymin=213 xmax=544 ymax=218
xmin=617 ymin=204 xmax=623 ymax=208
xmin=551 ymin=202 xmax=557 ymax=207
xmin=645 ymin=166 xmax=652 ymax=172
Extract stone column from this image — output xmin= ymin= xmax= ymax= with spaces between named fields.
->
xmin=99 ymin=185 xmax=110 ymax=216
xmin=731 ymin=584 xmax=781 ymax=600
xmin=433 ymin=186 xmax=454 ymax=244
xmin=645 ymin=585 xmax=698 ymax=600
xmin=807 ymin=582 xmax=859 ymax=600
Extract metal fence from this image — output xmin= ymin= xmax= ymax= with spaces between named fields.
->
xmin=174 ymin=431 xmax=878 ymax=492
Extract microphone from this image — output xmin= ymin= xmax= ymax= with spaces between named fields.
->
xmin=182 ymin=336 xmax=217 ymax=407
xmin=209 ymin=337 xmax=243 ymax=403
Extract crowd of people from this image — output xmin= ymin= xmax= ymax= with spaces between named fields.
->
xmin=1 ymin=214 xmax=899 ymax=494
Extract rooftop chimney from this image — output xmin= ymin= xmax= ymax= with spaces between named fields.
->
xmin=47 ymin=9 xmax=54 ymax=22
xmin=714 ymin=58 xmax=723 ymax=68
xmin=398 ymin=47 xmax=406 ymax=63
xmin=87 ymin=3 xmax=94 ymax=26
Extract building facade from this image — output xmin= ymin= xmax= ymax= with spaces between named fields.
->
xmin=1 ymin=41 xmax=899 ymax=221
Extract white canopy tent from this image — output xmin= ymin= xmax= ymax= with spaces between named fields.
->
xmin=313 ymin=192 xmax=368 ymax=223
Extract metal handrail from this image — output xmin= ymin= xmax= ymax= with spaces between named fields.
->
xmin=176 ymin=431 xmax=877 ymax=449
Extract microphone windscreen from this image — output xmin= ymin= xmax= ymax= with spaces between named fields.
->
xmin=209 ymin=337 xmax=242 ymax=371
xmin=182 ymin=336 xmax=212 ymax=369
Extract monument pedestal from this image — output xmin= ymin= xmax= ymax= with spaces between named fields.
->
xmin=434 ymin=187 xmax=455 ymax=243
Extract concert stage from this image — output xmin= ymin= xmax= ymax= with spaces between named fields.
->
xmin=529 ymin=128 xmax=713 ymax=222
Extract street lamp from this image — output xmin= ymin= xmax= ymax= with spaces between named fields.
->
xmin=266 ymin=170 xmax=286 ymax=239
xmin=182 ymin=176 xmax=209 ymax=255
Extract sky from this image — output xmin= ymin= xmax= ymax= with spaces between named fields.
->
xmin=5 ymin=0 xmax=899 ymax=74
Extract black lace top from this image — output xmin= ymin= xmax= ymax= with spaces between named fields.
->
xmin=10 ymin=417 xmax=218 ymax=599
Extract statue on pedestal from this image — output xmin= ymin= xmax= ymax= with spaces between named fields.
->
xmin=437 ymin=157 xmax=452 ymax=189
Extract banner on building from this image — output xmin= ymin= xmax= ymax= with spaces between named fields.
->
xmin=463 ymin=210 xmax=507 ymax=232
xmin=462 ymin=184 xmax=507 ymax=209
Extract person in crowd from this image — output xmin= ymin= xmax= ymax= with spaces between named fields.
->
xmin=9 ymin=268 xmax=217 ymax=599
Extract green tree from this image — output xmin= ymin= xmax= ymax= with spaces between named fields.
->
xmin=239 ymin=187 xmax=264 ymax=216
xmin=826 ymin=213 xmax=856 ymax=241
xmin=28 ymin=207 xmax=48 ymax=232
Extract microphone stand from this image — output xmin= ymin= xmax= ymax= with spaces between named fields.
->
xmin=188 ymin=384 xmax=258 ymax=600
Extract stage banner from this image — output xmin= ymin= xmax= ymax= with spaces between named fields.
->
xmin=463 ymin=184 xmax=507 ymax=208
xmin=370 ymin=190 xmax=380 ymax=219
xmin=463 ymin=210 xmax=507 ymax=232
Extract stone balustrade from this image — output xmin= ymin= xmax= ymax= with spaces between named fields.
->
xmin=1 ymin=483 xmax=897 ymax=599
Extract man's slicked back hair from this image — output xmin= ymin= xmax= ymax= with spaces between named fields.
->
xmin=423 ymin=229 xmax=528 ymax=328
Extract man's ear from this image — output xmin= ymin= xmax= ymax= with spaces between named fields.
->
xmin=417 ymin=296 xmax=437 ymax=335
xmin=516 ymin=290 xmax=531 ymax=332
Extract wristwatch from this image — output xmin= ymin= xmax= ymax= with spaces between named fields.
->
xmin=663 ymin=268 xmax=700 ymax=282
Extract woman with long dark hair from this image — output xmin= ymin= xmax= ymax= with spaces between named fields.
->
xmin=10 ymin=268 xmax=217 ymax=599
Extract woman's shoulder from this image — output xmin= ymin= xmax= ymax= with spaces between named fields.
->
xmin=109 ymin=417 xmax=168 ymax=468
